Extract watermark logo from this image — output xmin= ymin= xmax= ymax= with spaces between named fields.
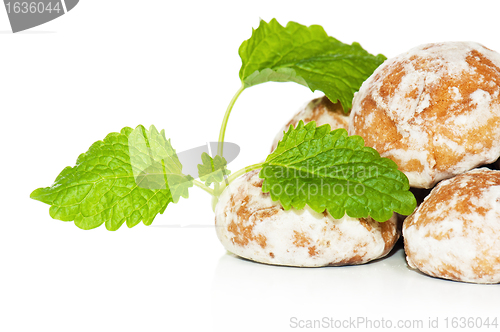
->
xmin=128 ymin=126 xmax=240 ymax=190
xmin=3 ymin=0 xmax=79 ymax=33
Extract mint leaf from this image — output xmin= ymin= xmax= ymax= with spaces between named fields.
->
xmin=239 ymin=19 xmax=386 ymax=110
xmin=197 ymin=152 xmax=231 ymax=186
xmin=259 ymin=121 xmax=416 ymax=221
xmin=30 ymin=125 xmax=193 ymax=231
xmin=128 ymin=125 xmax=193 ymax=201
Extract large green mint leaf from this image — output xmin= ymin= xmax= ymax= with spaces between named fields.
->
xmin=259 ymin=121 xmax=416 ymax=221
xmin=239 ymin=19 xmax=386 ymax=110
xmin=30 ymin=125 xmax=193 ymax=231
xmin=197 ymin=152 xmax=231 ymax=186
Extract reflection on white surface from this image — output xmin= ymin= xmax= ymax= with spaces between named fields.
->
xmin=211 ymin=241 xmax=499 ymax=332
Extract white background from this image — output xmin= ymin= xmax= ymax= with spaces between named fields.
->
xmin=1 ymin=1 xmax=500 ymax=331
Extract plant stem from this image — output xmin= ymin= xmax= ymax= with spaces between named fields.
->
xmin=214 ymin=84 xmax=245 ymax=196
xmin=217 ymin=84 xmax=246 ymax=158
xmin=217 ymin=162 xmax=264 ymax=194
xmin=193 ymin=180 xmax=214 ymax=196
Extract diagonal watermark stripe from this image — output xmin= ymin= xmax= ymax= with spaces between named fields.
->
xmin=3 ymin=0 xmax=79 ymax=33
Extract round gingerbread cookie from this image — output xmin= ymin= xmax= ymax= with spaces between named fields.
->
xmin=271 ymin=96 xmax=349 ymax=152
xmin=349 ymin=42 xmax=500 ymax=188
xmin=215 ymin=170 xmax=399 ymax=267
xmin=404 ymin=168 xmax=500 ymax=283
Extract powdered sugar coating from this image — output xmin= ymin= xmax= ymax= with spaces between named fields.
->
xmin=215 ymin=170 xmax=399 ymax=267
xmin=403 ymin=168 xmax=500 ymax=283
xmin=271 ymin=96 xmax=349 ymax=152
xmin=349 ymin=42 xmax=500 ymax=188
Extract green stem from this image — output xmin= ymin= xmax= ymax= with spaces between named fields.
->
xmin=217 ymin=84 xmax=246 ymax=158
xmin=193 ymin=180 xmax=214 ymax=196
xmin=217 ymin=162 xmax=264 ymax=195
xmin=214 ymin=84 xmax=245 ymax=196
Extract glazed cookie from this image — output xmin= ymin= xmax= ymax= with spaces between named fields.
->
xmin=349 ymin=42 xmax=500 ymax=188
xmin=271 ymin=96 xmax=349 ymax=151
xmin=215 ymin=170 xmax=399 ymax=267
xmin=404 ymin=168 xmax=500 ymax=283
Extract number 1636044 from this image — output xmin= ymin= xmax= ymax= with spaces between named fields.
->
xmin=5 ymin=2 xmax=61 ymax=14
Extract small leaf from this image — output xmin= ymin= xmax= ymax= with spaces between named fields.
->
xmin=259 ymin=121 xmax=416 ymax=221
xmin=239 ymin=19 xmax=386 ymax=111
xmin=197 ymin=152 xmax=231 ymax=186
xmin=30 ymin=125 xmax=193 ymax=231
